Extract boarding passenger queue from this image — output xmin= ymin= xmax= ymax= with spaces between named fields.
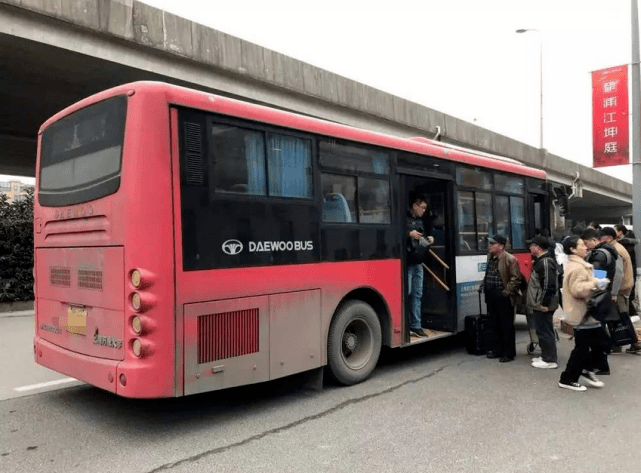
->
xmin=480 ymin=228 xmax=640 ymax=392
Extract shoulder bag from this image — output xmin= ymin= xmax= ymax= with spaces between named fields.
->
xmin=587 ymin=288 xmax=612 ymax=323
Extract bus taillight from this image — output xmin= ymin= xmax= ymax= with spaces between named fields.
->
xmin=131 ymin=316 xmax=142 ymax=335
xmin=132 ymin=339 xmax=143 ymax=357
xmin=127 ymin=269 xmax=156 ymax=359
xmin=131 ymin=293 xmax=141 ymax=311
xmin=131 ymin=269 xmax=141 ymax=288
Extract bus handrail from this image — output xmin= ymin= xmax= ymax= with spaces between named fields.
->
xmin=422 ymin=263 xmax=450 ymax=291
xmin=428 ymin=249 xmax=449 ymax=271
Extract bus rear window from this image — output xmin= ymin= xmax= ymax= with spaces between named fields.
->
xmin=39 ymin=95 xmax=127 ymax=207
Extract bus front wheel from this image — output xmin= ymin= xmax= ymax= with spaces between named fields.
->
xmin=327 ymin=300 xmax=382 ymax=385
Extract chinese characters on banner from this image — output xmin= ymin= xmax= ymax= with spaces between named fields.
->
xmin=592 ymin=66 xmax=629 ymax=168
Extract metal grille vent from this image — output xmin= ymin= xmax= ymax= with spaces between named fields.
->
xmin=78 ymin=270 xmax=103 ymax=290
xmin=184 ymin=122 xmax=204 ymax=186
xmin=198 ymin=308 xmax=259 ymax=364
xmin=50 ymin=267 xmax=71 ymax=287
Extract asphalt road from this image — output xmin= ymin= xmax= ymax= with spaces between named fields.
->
xmin=2 ymin=314 xmax=641 ymax=473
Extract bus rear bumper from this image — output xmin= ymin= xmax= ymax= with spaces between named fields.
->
xmin=34 ymin=336 xmax=118 ymax=394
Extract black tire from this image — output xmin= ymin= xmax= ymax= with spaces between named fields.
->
xmin=327 ymin=300 xmax=382 ymax=385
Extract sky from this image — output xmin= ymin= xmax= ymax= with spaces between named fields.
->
xmin=0 ymin=174 xmax=34 ymax=185
xmin=140 ymin=0 xmax=636 ymax=184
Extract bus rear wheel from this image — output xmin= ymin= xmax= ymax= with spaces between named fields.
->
xmin=327 ymin=300 xmax=382 ymax=385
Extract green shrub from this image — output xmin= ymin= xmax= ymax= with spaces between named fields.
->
xmin=0 ymin=189 xmax=34 ymax=302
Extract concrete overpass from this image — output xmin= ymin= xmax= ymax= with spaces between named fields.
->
xmin=0 ymin=0 xmax=632 ymax=225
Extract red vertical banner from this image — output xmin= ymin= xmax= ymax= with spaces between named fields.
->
xmin=592 ymin=65 xmax=629 ymax=168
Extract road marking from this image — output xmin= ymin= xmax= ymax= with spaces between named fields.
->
xmin=14 ymin=378 xmax=77 ymax=392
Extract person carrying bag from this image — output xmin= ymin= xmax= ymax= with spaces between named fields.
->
xmin=558 ymin=236 xmax=610 ymax=392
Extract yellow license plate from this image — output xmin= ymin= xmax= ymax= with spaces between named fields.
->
xmin=67 ymin=307 xmax=87 ymax=336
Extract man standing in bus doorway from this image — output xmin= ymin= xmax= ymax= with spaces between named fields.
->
xmin=483 ymin=234 xmax=522 ymax=362
xmin=526 ymin=236 xmax=560 ymax=369
xmin=407 ymin=197 xmax=434 ymax=338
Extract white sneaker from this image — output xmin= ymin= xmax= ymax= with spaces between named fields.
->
xmin=581 ymin=371 xmax=604 ymax=388
xmin=558 ymin=381 xmax=587 ymax=391
xmin=531 ymin=357 xmax=542 ymax=363
xmin=532 ymin=360 xmax=558 ymax=369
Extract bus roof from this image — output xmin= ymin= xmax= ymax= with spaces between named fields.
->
xmin=41 ymin=81 xmax=546 ymax=180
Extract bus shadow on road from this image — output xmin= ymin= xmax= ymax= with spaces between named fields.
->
xmin=39 ymin=324 xmax=530 ymax=437
xmin=37 ymin=337 xmax=467 ymax=436
xmin=40 ymin=370 xmax=346 ymax=439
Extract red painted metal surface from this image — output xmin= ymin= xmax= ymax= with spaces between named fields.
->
xmin=34 ymin=338 xmax=119 ymax=393
xmin=33 ymin=82 xmax=547 ymax=398
xmin=513 ymin=251 xmax=533 ymax=282
xmin=35 ymin=87 xmax=177 ymax=398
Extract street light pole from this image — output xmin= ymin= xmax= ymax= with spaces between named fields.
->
xmin=631 ymin=0 xmax=641 ymax=249
xmin=516 ymin=29 xmax=543 ymax=150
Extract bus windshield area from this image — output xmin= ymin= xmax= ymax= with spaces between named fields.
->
xmin=39 ymin=95 xmax=127 ymax=207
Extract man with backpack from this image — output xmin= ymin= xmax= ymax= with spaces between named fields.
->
xmin=526 ymin=236 xmax=560 ymax=369
xmin=600 ymin=227 xmax=641 ymax=354
xmin=581 ymin=228 xmax=620 ymax=300
xmin=581 ymin=227 xmax=619 ymax=373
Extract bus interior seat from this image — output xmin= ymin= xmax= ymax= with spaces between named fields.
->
xmin=323 ymin=193 xmax=352 ymax=222
xmin=230 ymin=183 xmax=249 ymax=193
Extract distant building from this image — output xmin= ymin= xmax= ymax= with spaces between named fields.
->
xmin=0 ymin=180 xmax=34 ymax=203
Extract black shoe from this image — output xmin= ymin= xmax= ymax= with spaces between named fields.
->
xmin=626 ymin=344 xmax=641 ymax=355
xmin=410 ymin=328 xmax=427 ymax=337
xmin=594 ymin=369 xmax=610 ymax=376
xmin=486 ymin=352 xmax=501 ymax=359
xmin=499 ymin=356 xmax=515 ymax=363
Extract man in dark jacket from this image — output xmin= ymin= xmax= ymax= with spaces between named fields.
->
xmin=582 ymin=227 xmax=620 ymax=366
xmin=581 ymin=228 xmax=620 ymax=295
xmin=406 ymin=197 xmax=433 ymax=338
xmin=527 ymin=236 xmax=560 ymax=369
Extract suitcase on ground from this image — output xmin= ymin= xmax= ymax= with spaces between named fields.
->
xmin=465 ymin=290 xmax=495 ymax=355
xmin=465 ymin=314 xmax=493 ymax=355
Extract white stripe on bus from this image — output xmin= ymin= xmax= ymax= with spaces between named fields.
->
xmin=14 ymin=378 xmax=78 ymax=392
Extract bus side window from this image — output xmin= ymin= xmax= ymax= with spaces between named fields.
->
xmin=321 ymin=173 xmax=357 ymax=222
xmin=211 ymin=125 xmax=267 ymax=196
xmin=323 ymin=193 xmax=352 ymax=222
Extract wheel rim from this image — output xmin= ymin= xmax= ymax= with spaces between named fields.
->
xmin=340 ymin=317 xmax=373 ymax=370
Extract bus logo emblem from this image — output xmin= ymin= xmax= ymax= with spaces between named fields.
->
xmin=222 ymin=240 xmax=243 ymax=255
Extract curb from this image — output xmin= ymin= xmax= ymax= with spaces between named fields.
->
xmin=0 ymin=310 xmax=34 ymax=318
xmin=0 ymin=301 xmax=34 ymax=318
xmin=0 ymin=301 xmax=33 ymax=312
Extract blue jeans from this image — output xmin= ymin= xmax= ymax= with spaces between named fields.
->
xmin=408 ymin=263 xmax=424 ymax=330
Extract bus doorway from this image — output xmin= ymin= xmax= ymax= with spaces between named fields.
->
xmin=402 ymin=175 xmax=455 ymax=340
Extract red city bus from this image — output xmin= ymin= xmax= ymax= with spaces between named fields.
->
xmin=34 ymin=82 xmax=548 ymax=398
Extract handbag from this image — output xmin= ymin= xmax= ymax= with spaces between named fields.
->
xmin=610 ymin=318 xmax=634 ymax=347
xmin=411 ymin=236 xmax=431 ymax=259
xmin=587 ymin=288 xmax=612 ymax=322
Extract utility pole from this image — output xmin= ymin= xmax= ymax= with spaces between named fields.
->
xmin=632 ymin=0 xmax=641 ymax=261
